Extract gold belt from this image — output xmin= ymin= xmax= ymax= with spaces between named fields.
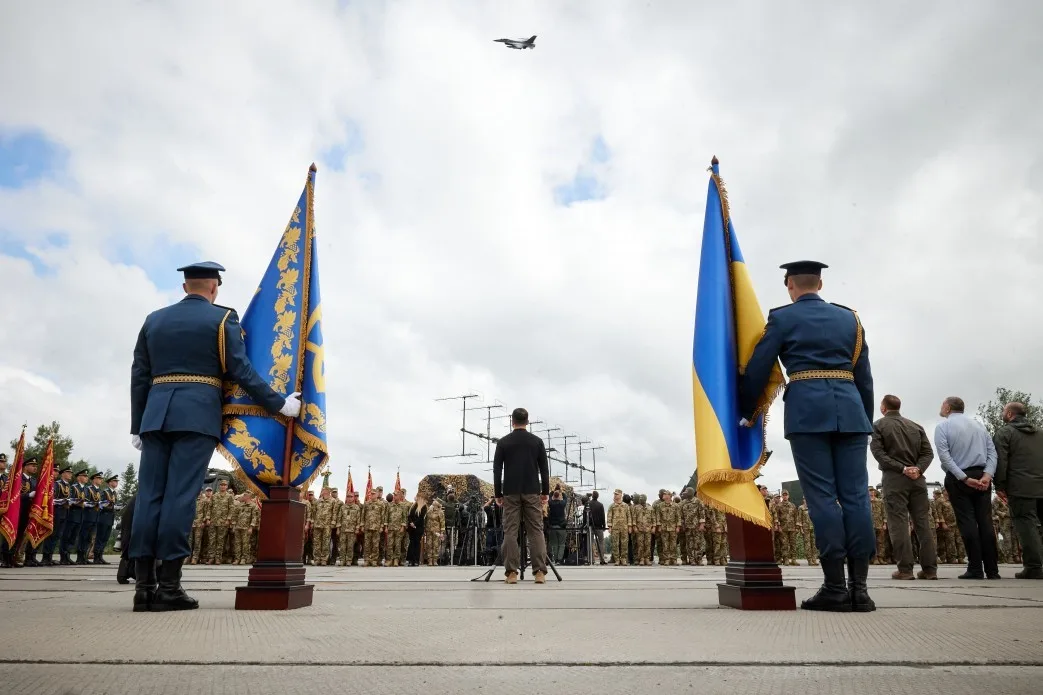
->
xmin=788 ymin=370 xmax=854 ymax=382
xmin=152 ymin=374 xmax=223 ymax=388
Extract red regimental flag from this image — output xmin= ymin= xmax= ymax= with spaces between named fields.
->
xmin=25 ymin=440 xmax=56 ymax=548
xmin=394 ymin=470 xmax=401 ymax=494
xmin=346 ymin=469 xmax=355 ymax=496
xmin=364 ymin=468 xmax=373 ymax=500
xmin=0 ymin=430 xmax=26 ymax=547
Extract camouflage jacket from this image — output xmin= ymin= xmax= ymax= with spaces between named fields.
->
xmin=426 ymin=506 xmax=446 ymax=534
xmin=631 ymin=503 xmax=652 ymax=532
xmin=680 ymin=498 xmax=704 ymax=529
xmin=340 ymin=503 xmax=363 ymax=533
xmin=192 ymin=495 xmax=210 ymax=527
xmin=208 ymin=491 xmax=236 ymax=525
xmin=362 ymin=499 xmax=387 ymax=531
xmin=655 ymin=501 xmax=681 ymax=530
xmin=870 ymin=497 xmax=886 ymax=529
xmin=607 ymin=502 xmax=632 ymax=530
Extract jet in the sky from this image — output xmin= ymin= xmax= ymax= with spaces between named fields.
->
xmin=494 ymin=35 xmax=536 ymax=50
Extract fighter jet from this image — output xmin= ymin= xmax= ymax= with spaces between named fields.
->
xmin=494 ymin=35 xmax=536 ymax=50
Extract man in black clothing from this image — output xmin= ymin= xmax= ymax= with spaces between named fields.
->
xmin=587 ymin=491 xmax=607 ymax=565
xmin=493 ymin=407 xmax=550 ymax=584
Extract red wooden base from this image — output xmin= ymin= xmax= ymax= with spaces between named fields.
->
xmin=235 ymin=486 xmax=314 ymax=611
xmin=717 ymin=513 xmax=796 ymax=610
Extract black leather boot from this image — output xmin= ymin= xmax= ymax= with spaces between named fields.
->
xmin=60 ymin=552 xmax=72 ymax=565
xmin=801 ymin=558 xmax=853 ymax=612
xmin=41 ymin=555 xmax=54 ymax=566
xmin=76 ymin=552 xmax=88 ymax=565
xmin=133 ymin=558 xmax=157 ymax=612
xmin=151 ymin=557 xmax=198 ymax=611
xmin=116 ymin=558 xmax=132 ymax=584
xmin=847 ymin=557 xmax=876 ymax=612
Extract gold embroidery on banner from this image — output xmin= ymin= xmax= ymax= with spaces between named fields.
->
xmin=221 ymin=418 xmax=279 ymax=485
xmin=218 ymin=309 xmax=232 ymax=374
xmin=152 ymin=375 xmax=222 ymax=388
xmin=268 ymin=208 xmax=303 ymax=397
xmin=288 ymin=444 xmax=321 ymax=486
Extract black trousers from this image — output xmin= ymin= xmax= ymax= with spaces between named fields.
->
xmin=944 ymin=469 xmax=999 ymax=577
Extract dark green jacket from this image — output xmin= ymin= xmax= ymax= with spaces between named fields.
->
xmin=994 ymin=416 xmax=1043 ymax=498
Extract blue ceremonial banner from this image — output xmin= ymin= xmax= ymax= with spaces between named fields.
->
xmin=692 ymin=158 xmax=782 ymax=528
xmin=218 ymin=164 xmax=328 ymax=499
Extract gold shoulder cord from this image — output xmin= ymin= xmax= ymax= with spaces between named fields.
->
xmin=851 ymin=311 xmax=863 ymax=366
xmin=218 ymin=309 xmax=232 ymax=374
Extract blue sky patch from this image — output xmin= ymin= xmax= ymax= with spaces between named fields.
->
xmin=0 ymin=231 xmax=68 ymax=276
xmin=553 ymin=135 xmax=611 ymax=206
xmin=107 ymin=236 xmax=202 ymax=289
xmin=0 ymin=130 xmax=68 ymax=189
xmin=321 ymin=120 xmax=364 ymax=172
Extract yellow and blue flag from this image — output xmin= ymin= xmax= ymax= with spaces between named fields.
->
xmin=692 ymin=158 xmax=783 ymax=528
xmin=218 ymin=164 xmax=328 ymax=499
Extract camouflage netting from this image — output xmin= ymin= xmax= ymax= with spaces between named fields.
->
xmin=417 ymin=473 xmax=574 ymax=501
xmin=203 ymin=468 xmax=246 ymax=494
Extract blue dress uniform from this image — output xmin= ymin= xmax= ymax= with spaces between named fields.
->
xmin=740 ymin=261 xmax=876 ymax=613
xmin=14 ymin=460 xmax=40 ymax=567
xmin=78 ymin=473 xmax=104 ymax=563
xmin=129 ymin=261 xmax=289 ymax=612
xmin=62 ymin=471 xmax=88 ymax=564
xmin=94 ymin=476 xmax=119 ymax=564
xmin=41 ymin=467 xmax=73 ymax=565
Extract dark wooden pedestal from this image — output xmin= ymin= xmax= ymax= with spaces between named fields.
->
xmin=235 ymin=486 xmax=314 ymax=610
xmin=717 ymin=513 xmax=796 ymax=610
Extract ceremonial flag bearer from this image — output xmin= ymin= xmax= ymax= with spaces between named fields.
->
xmin=129 ymin=261 xmax=301 ymax=612
xmin=739 ymin=261 xmax=876 ymax=612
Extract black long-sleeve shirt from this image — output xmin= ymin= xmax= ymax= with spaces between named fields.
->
xmin=587 ymin=499 xmax=606 ymax=529
xmin=493 ymin=428 xmax=550 ymax=497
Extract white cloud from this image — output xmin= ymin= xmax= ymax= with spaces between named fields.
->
xmin=2 ymin=1 xmax=1042 ymax=498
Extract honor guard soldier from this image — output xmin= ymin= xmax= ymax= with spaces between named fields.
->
xmin=12 ymin=457 xmax=40 ymax=567
xmin=94 ymin=475 xmax=119 ymax=564
xmin=740 ymin=261 xmax=876 ymax=613
xmin=128 ymin=261 xmax=300 ymax=612
xmin=78 ymin=472 xmax=103 ymax=564
xmin=41 ymin=466 xmax=74 ymax=565
xmin=62 ymin=470 xmax=89 ymax=564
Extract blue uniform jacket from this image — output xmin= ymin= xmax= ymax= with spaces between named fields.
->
xmin=130 ymin=294 xmax=285 ymax=440
xmin=54 ymin=479 xmax=70 ymax=519
xmin=740 ymin=293 xmax=873 ymax=437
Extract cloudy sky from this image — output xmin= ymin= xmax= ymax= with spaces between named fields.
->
xmin=1 ymin=1 xmax=1040 ymax=497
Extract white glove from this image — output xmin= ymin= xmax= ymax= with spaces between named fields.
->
xmin=738 ymin=418 xmax=750 ymax=427
xmin=280 ymin=391 xmax=302 ymax=418
xmin=131 ymin=435 xmax=142 ymax=451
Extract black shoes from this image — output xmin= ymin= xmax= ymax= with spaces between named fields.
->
xmin=150 ymin=558 xmax=198 ymax=612
xmin=133 ymin=558 xmax=158 ymax=612
xmin=1015 ymin=568 xmax=1043 ymax=579
xmin=801 ymin=558 xmax=853 ymax=612
xmin=847 ymin=557 xmax=876 ymax=612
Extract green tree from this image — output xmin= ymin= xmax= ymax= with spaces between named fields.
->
xmin=976 ymin=387 xmax=1043 ymax=437
xmin=118 ymin=463 xmax=139 ymax=505
xmin=11 ymin=421 xmax=76 ymax=466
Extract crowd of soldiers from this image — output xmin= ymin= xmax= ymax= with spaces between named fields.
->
xmin=869 ymin=486 xmax=1024 ymax=566
xmin=0 ymin=457 xmax=122 ymax=569
xmin=603 ymin=488 xmax=731 ymax=565
xmin=187 ymin=478 xmax=261 ymax=565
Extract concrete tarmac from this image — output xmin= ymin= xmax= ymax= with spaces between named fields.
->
xmin=1 ymin=559 xmax=1041 ymax=693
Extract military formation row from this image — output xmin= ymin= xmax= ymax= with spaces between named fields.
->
xmin=0 ymin=461 xmax=122 ymax=569
xmin=187 ymin=480 xmax=261 ymax=565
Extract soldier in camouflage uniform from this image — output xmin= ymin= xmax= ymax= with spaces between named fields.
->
xmin=424 ymin=500 xmax=446 ymax=566
xmin=776 ymin=490 xmax=799 ymax=566
xmin=673 ymin=495 xmax=687 ymax=562
xmin=797 ymin=500 xmax=818 ymax=565
xmin=992 ymin=495 xmax=1018 ymax=564
xmin=302 ymin=490 xmax=315 ymax=565
xmin=310 ymin=487 xmax=336 ymax=566
xmin=189 ymin=488 xmax=212 ymax=565
xmin=362 ymin=488 xmax=387 ymax=566
xmin=328 ymin=488 xmax=341 ymax=561
xmin=338 ymin=491 xmax=363 ymax=566
xmin=207 ymin=479 xmax=235 ymax=565
xmin=655 ymin=493 xmax=681 ymax=565
xmin=932 ymin=489 xmax=957 ymax=563
xmin=710 ymin=508 xmax=729 ymax=565
xmin=386 ymin=489 xmax=409 ymax=567
xmin=233 ymin=492 xmax=258 ymax=564
xmin=770 ymin=495 xmax=783 ymax=563
xmin=680 ymin=488 xmax=705 ymax=565
xmin=631 ymin=493 xmax=651 ymax=565
xmin=607 ymin=489 xmax=632 ymax=565
xmin=869 ymin=487 xmax=888 ymax=564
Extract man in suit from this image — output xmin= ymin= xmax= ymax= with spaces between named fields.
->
xmin=492 ymin=407 xmax=550 ymax=584
xmin=41 ymin=466 xmax=73 ymax=566
xmin=129 ymin=261 xmax=301 ymax=612
xmin=740 ymin=261 xmax=876 ymax=613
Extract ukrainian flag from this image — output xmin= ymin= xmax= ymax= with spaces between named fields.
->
xmin=218 ymin=164 xmax=329 ymax=499
xmin=692 ymin=158 xmax=783 ymax=528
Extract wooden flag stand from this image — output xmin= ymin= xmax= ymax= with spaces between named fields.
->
xmin=717 ymin=515 xmax=795 ymax=610
xmin=235 ymin=423 xmax=314 ymax=610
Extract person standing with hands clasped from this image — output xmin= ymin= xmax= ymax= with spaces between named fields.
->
xmin=934 ymin=396 xmax=1000 ymax=580
xmin=492 ymin=407 xmax=550 ymax=584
